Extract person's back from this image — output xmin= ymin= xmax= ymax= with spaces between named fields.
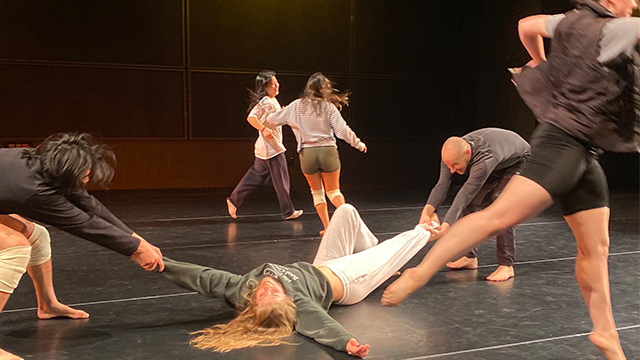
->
xmin=0 ymin=148 xmax=42 ymax=204
xmin=515 ymin=0 xmax=640 ymax=152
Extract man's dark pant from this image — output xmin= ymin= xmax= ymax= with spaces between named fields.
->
xmin=461 ymin=173 xmax=515 ymax=266
xmin=228 ymin=153 xmax=295 ymax=217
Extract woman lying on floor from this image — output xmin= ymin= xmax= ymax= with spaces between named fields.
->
xmin=158 ymin=204 xmax=437 ymax=357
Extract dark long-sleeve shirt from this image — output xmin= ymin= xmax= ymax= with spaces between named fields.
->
xmin=0 ymin=148 xmax=140 ymax=256
xmin=161 ymin=257 xmax=354 ymax=352
xmin=426 ymin=128 xmax=530 ymax=225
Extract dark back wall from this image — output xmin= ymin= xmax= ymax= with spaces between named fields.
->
xmin=1 ymin=0 xmax=637 ymax=192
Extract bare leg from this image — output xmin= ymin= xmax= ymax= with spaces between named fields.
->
xmin=382 ymin=175 xmax=553 ymax=306
xmin=565 ymin=207 xmax=626 ymax=360
xmin=321 ymin=170 xmax=345 ymax=207
xmin=28 ymin=260 xmax=89 ymax=319
xmin=0 ymin=216 xmax=88 ymax=319
xmin=304 ymin=173 xmax=330 ymax=233
xmin=0 ymin=223 xmax=29 ymax=360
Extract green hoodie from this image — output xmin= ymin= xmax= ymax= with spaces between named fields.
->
xmin=161 ymin=257 xmax=354 ymax=352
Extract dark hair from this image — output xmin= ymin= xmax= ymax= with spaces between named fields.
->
xmin=27 ymin=133 xmax=116 ymax=193
xmin=301 ymin=72 xmax=350 ymax=113
xmin=247 ymin=70 xmax=277 ymax=113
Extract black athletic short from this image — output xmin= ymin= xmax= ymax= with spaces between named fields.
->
xmin=519 ymin=123 xmax=609 ymax=216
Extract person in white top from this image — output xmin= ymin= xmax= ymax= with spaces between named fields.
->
xmin=265 ymin=73 xmax=367 ymax=235
xmin=226 ymin=71 xmax=303 ymax=220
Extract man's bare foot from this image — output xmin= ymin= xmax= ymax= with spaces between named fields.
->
xmin=381 ymin=267 xmax=425 ymax=307
xmin=226 ymin=199 xmax=237 ymax=219
xmin=486 ymin=265 xmax=515 ymax=282
xmin=319 ymin=229 xmax=326 ymax=236
xmin=445 ymin=256 xmax=478 ymax=270
xmin=590 ymin=331 xmax=627 ymax=360
xmin=38 ymin=303 xmax=89 ymax=320
xmin=0 ymin=348 xmax=22 ymax=360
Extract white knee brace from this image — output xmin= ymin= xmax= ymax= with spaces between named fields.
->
xmin=326 ymin=189 xmax=343 ymax=203
xmin=311 ymin=188 xmax=326 ymax=206
xmin=0 ymin=246 xmax=31 ymax=294
xmin=28 ymin=224 xmax=51 ymax=266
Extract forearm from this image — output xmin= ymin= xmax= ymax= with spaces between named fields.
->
xmin=423 ymin=204 xmax=436 ymax=216
xmin=247 ymin=116 xmax=266 ymax=131
xmin=518 ymin=15 xmax=548 ymax=63
xmin=66 ymin=189 xmax=134 ymax=234
xmin=161 ymin=258 xmax=242 ymax=300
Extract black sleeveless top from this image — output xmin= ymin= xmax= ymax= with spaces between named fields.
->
xmin=514 ymin=0 xmax=640 ymax=153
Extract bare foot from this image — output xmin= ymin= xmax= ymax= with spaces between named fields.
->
xmin=590 ymin=331 xmax=627 ymax=360
xmin=445 ymin=256 xmax=478 ymax=270
xmin=381 ymin=267 xmax=425 ymax=307
xmin=0 ymin=348 xmax=22 ymax=360
xmin=226 ymin=199 xmax=237 ymax=219
xmin=38 ymin=303 xmax=89 ymax=320
xmin=319 ymin=229 xmax=326 ymax=236
xmin=486 ymin=265 xmax=515 ymax=282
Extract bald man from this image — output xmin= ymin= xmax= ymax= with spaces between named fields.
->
xmin=419 ymin=128 xmax=530 ymax=281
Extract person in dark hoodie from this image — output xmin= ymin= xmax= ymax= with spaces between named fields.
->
xmin=159 ymin=204 xmax=435 ymax=357
xmin=382 ymin=1 xmax=638 ymax=359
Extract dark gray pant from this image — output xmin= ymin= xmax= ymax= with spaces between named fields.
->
xmin=462 ymin=173 xmax=515 ymax=266
xmin=228 ymin=153 xmax=295 ymax=217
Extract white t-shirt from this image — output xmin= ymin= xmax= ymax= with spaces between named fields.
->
xmin=248 ymin=96 xmax=286 ymax=159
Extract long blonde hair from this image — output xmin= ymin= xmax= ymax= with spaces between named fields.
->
xmin=189 ymin=279 xmax=297 ymax=352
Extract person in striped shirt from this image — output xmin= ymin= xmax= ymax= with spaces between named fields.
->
xmin=265 ymin=73 xmax=367 ymax=235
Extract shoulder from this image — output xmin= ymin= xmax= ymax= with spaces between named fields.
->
xmin=600 ymin=17 xmax=640 ymax=63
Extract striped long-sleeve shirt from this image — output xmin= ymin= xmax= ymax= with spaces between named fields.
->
xmin=265 ymin=99 xmax=365 ymax=153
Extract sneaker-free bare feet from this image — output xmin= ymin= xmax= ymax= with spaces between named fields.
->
xmin=446 ymin=256 xmax=478 ymax=270
xmin=381 ymin=267 xmax=424 ymax=307
xmin=38 ymin=302 xmax=89 ymax=320
xmin=319 ymin=229 xmax=326 ymax=236
xmin=0 ymin=348 xmax=22 ymax=360
xmin=226 ymin=199 xmax=237 ymax=219
xmin=590 ymin=331 xmax=627 ymax=360
xmin=486 ymin=265 xmax=515 ymax=282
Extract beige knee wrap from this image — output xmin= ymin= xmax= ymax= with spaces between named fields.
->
xmin=0 ymin=246 xmax=31 ymax=294
xmin=28 ymin=223 xmax=51 ymax=266
xmin=326 ymin=189 xmax=343 ymax=203
xmin=311 ymin=188 xmax=326 ymax=206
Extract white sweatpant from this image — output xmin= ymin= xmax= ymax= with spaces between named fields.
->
xmin=313 ymin=204 xmax=431 ymax=305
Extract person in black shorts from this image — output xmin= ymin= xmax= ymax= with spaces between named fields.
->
xmin=382 ymin=1 xmax=638 ymax=359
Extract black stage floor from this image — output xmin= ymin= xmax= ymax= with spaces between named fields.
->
xmin=1 ymin=188 xmax=638 ymax=360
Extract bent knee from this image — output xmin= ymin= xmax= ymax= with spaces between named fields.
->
xmin=27 ymin=224 xmax=52 ymax=266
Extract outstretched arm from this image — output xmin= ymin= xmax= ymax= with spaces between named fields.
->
xmin=264 ymin=101 xmax=296 ymax=129
xmin=161 ymin=257 xmax=245 ymax=306
xmin=518 ymin=15 xmax=550 ymax=65
xmin=295 ymin=300 xmax=368 ymax=356
xmin=329 ymin=106 xmax=366 ymax=152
